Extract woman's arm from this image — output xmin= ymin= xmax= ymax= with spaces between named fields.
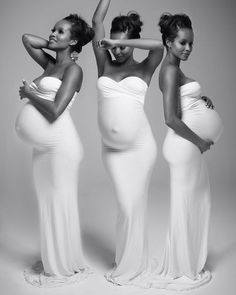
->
xmin=161 ymin=65 xmax=213 ymax=153
xmin=19 ymin=64 xmax=82 ymax=122
xmin=92 ymin=0 xmax=112 ymax=76
xmin=22 ymin=34 xmax=55 ymax=69
xmin=100 ymin=37 xmax=164 ymax=76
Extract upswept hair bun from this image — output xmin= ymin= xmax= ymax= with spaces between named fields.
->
xmin=63 ymin=14 xmax=94 ymax=53
xmin=110 ymin=11 xmax=143 ymax=39
xmin=158 ymin=13 xmax=192 ymax=47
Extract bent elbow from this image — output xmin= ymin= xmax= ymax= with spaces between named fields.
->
xmin=46 ymin=108 xmax=60 ymax=123
xmin=165 ymin=117 xmax=172 ymax=127
xmin=22 ymin=34 xmax=30 ymax=45
xmin=52 ymin=107 xmax=64 ymax=122
xmin=165 ymin=117 xmax=176 ymax=129
xmin=51 ymin=111 xmax=60 ymax=122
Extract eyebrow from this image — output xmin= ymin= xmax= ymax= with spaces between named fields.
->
xmin=55 ymin=26 xmax=69 ymax=32
xmin=179 ymin=38 xmax=193 ymax=42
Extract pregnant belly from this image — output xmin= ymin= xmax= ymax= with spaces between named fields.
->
xmin=16 ymin=102 xmax=52 ymax=146
xmin=98 ymin=100 xmax=145 ymax=149
xmin=15 ymin=102 xmax=64 ymax=148
xmin=183 ymin=106 xmax=223 ymax=143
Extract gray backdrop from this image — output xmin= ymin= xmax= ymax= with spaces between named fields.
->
xmin=0 ymin=0 xmax=235 ymax=294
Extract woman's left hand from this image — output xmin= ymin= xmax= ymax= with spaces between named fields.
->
xmin=202 ymin=96 xmax=214 ymax=109
xmin=97 ymin=38 xmax=115 ymax=49
xmin=19 ymin=80 xmax=31 ymax=100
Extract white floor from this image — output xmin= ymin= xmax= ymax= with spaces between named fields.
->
xmin=0 ymin=183 xmax=235 ymax=295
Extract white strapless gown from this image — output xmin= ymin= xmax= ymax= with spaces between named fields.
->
xmin=97 ymin=76 xmax=157 ymax=286
xmin=153 ymin=81 xmax=223 ymax=290
xmin=15 ymin=77 xmax=90 ymax=287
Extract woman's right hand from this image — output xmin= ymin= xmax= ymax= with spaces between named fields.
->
xmin=97 ymin=38 xmax=115 ymax=49
xmin=19 ymin=80 xmax=31 ymax=100
xmin=199 ymin=139 xmax=214 ymax=153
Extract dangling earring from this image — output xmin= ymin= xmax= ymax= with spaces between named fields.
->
xmin=166 ymin=39 xmax=172 ymax=51
xmin=167 ymin=43 xmax=172 ymax=50
xmin=71 ymin=50 xmax=79 ymax=61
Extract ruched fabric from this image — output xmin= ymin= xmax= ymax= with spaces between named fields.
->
xmin=16 ymin=77 xmax=91 ymax=287
xmin=97 ymin=76 xmax=157 ymax=286
xmin=154 ymin=81 xmax=223 ymax=290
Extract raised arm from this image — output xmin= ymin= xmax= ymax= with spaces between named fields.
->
xmin=92 ymin=0 xmax=112 ymax=76
xmin=100 ymin=37 xmax=164 ymax=77
xmin=22 ymin=34 xmax=55 ymax=69
xmin=161 ymin=65 xmax=213 ymax=153
xmin=19 ymin=64 xmax=82 ymax=122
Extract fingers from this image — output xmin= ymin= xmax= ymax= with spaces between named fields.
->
xmin=207 ymin=103 xmax=214 ymax=109
xmin=97 ymin=39 xmax=110 ymax=49
xmin=202 ymin=96 xmax=214 ymax=109
xmin=19 ymin=82 xmax=27 ymax=99
xmin=19 ymin=87 xmax=23 ymax=99
xmin=19 ymin=91 xmax=23 ymax=99
xmin=97 ymin=40 xmax=103 ymax=48
xmin=207 ymin=100 xmax=214 ymax=109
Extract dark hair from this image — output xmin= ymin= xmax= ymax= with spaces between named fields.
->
xmin=158 ymin=13 xmax=192 ymax=47
xmin=63 ymin=14 xmax=94 ymax=53
xmin=110 ymin=11 xmax=143 ymax=39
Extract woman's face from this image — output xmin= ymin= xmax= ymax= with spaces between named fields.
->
xmin=110 ymin=31 xmax=134 ymax=63
xmin=168 ymin=28 xmax=194 ymax=61
xmin=48 ymin=20 xmax=73 ymax=51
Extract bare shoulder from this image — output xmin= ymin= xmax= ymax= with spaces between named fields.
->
xmin=62 ymin=62 xmax=83 ymax=91
xmin=64 ymin=62 xmax=83 ymax=77
xmin=159 ymin=63 xmax=180 ymax=91
xmin=161 ymin=63 xmax=179 ymax=78
xmin=63 ymin=62 xmax=83 ymax=84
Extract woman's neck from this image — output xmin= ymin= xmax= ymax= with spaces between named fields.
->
xmin=166 ymin=51 xmax=180 ymax=67
xmin=55 ymin=50 xmax=73 ymax=65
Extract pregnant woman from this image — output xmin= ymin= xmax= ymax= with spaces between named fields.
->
xmin=15 ymin=14 xmax=94 ymax=287
xmin=92 ymin=0 xmax=163 ymax=287
xmin=154 ymin=13 xmax=223 ymax=290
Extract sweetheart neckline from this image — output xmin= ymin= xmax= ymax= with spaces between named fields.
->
xmin=180 ymin=81 xmax=199 ymax=88
xmin=98 ymin=76 xmax=148 ymax=88
xmin=32 ymin=76 xmax=62 ymax=86
xmin=30 ymin=77 xmax=78 ymax=95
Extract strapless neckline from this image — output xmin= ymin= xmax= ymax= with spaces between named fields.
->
xmin=32 ymin=76 xmax=62 ymax=87
xmin=29 ymin=76 xmax=77 ymax=108
xmin=98 ymin=76 xmax=148 ymax=88
xmin=180 ymin=81 xmax=198 ymax=88
xmin=41 ymin=76 xmax=62 ymax=81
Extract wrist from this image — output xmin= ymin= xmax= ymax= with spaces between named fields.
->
xmin=45 ymin=40 xmax=50 ymax=49
xmin=39 ymin=39 xmax=49 ymax=49
xmin=197 ymin=138 xmax=205 ymax=148
xmin=113 ymin=39 xmax=120 ymax=47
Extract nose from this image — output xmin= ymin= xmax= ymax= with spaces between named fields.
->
xmin=185 ymin=43 xmax=191 ymax=51
xmin=50 ymin=31 xmax=56 ymax=38
xmin=114 ymin=47 xmax=121 ymax=55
